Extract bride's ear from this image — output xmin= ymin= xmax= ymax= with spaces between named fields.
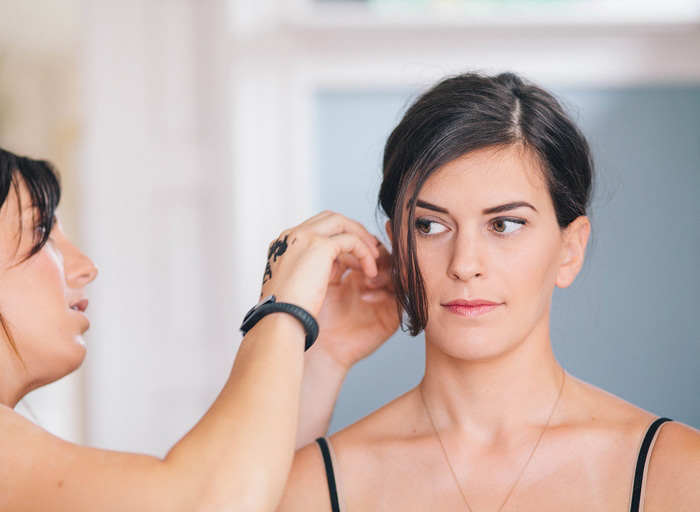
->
xmin=555 ymin=215 xmax=590 ymax=288
xmin=385 ymin=220 xmax=393 ymax=244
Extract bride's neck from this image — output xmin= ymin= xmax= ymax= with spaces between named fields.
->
xmin=420 ymin=329 xmax=563 ymax=440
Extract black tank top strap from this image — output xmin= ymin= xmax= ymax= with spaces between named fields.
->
xmin=316 ymin=437 xmax=341 ymax=512
xmin=629 ymin=417 xmax=673 ymax=512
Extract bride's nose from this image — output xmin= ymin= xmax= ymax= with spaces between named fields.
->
xmin=447 ymin=233 xmax=485 ymax=282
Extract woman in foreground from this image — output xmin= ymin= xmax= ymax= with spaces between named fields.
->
xmin=280 ymin=72 xmax=700 ymax=511
xmin=0 ymin=147 xmax=398 ymax=511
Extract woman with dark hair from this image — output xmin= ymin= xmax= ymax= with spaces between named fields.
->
xmin=279 ymin=72 xmax=700 ymax=511
xmin=0 ymin=147 xmax=397 ymax=511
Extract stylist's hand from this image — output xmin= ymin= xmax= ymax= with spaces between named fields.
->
xmin=260 ymin=211 xmax=381 ymax=318
xmin=314 ymin=243 xmax=399 ymax=370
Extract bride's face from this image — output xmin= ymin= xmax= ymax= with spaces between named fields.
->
xmin=411 ymin=145 xmax=588 ymax=360
xmin=0 ymin=179 xmax=98 ymax=397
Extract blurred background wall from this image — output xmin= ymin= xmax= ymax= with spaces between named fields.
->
xmin=1 ymin=0 xmax=698 ymax=455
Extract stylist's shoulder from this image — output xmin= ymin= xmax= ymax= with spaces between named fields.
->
xmin=644 ymin=421 xmax=700 ymax=511
xmin=277 ymin=440 xmax=330 ymax=512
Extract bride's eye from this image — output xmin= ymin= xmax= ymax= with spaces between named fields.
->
xmin=415 ymin=218 xmax=447 ymax=236
xmin=491 ymin=218 xmax=525 ymax=235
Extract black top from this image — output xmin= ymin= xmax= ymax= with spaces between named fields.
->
xmin=316 ymin=437 xmax=341 ymax=512
xmin=316 ymin=417 xmax=672 ymax=512
xmin=629 ymin=417 xmax=673 ymax=512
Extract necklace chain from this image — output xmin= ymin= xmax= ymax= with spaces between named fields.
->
xmin=419 ymin=368 xmax=566 ymax=512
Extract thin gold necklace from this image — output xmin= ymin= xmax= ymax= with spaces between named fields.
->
xmin=419 ymin=368 xmax=566 ymax=512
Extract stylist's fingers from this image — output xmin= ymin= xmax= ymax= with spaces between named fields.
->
xmin=335 ymin=253 xmax=363 ymax=272
xmin=305 ymin=212 xmax=380 ymax=259
xmin=297 ymin=209 xmax=335 ymax=228
xmin=328 ymin=233 xmax=378 ymax=278
xmin=374 ymin=241 xmax=391 ymax=270
xmin=329 ymin=253 xmax=365 ymax=285
xmin=334 ymin=245 xmax=391 ymax=289
xmin=259 ymin=212 xmax=382 ymax=316
xmin=363 ymin=242 xmax=392 ymax=287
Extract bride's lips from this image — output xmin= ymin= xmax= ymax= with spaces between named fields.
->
xmin=442 ymin=299 xmax=502 ymax=318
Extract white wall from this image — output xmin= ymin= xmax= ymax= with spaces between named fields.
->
xmin=81 ymin=0 xmax=235 ymax=455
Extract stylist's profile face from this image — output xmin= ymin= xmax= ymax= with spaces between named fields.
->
xmin=413 ymin=146 xmax=568 ymax=360
xmin=0 ymin=179 xmax=98 ymax=387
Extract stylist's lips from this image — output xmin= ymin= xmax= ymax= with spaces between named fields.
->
xmin=443 ymin=299 xmax=502 ymax=318
xmin=70 ymin=298 xmax=89 ymax=313
xmin=70 ymin=298 xmax=90 ymax=331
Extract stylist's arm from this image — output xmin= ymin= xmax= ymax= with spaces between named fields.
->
xmin=0 ymin=195 xmax=379 ymax=512
xmin=180 ymin=210 xmax=381 ymax=511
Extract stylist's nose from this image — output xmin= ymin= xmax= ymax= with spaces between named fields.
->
xmin=60 ymin=235 xmax=99 ymax=287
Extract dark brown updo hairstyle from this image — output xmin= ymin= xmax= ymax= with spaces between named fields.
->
xmin=378 ymin=72 xmax=593 ymax=335
xmin=0 ymin=146 xmax=61 ymax=361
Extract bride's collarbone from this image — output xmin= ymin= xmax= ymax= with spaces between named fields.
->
xmin=333 ymin=401 xmax=655 ymax=511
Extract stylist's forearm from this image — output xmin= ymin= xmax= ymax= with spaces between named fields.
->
xmin=296 ymin=345 xmax=349 ymax=449
xmin=164 ymin=313 xmax=305 ymax=512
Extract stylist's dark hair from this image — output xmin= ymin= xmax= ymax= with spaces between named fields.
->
xmin=378 ymin=72 xmax=593 ymax=335
xmin=0 ymin=146 xmax=61 ymax=361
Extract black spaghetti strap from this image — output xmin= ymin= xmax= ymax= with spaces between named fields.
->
xmin=316 ymin=437 xmax=341 ymax=512
xmin=629 ymin=417 xmax=672 ymax=512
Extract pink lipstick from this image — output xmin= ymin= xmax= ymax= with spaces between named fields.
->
xmin=70 ymin=298 xmax=89 ymax=313
xmin=442 ymin=299 xmax=502 ymax=318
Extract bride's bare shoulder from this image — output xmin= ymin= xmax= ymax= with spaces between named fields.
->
xmin=565 ymin=374 xmax=656 ymax=427
xmin=644 ymin=420 xmax=700 ymax=510
xmin=568 ymin=374 xmax=700 ymax=508
xmin=333 ymin=387 xmax=423 ymax=448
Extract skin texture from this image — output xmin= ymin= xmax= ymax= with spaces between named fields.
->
xmin=0 ymin=181 xmax=98 ymax=406
xmin=0 ymin=177 xmax=397 ymax=512
xmin=278 ymin=146 xmax=700 ymax=512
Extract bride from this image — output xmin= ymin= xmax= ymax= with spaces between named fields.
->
xmin=279 ymin=72 xmax=700 ymax=512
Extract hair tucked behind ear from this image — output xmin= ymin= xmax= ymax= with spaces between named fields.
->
xmin=0 ymin=147 xmax=62 ymax=364
xmin=378 ymin=72 xmax=593 ymax=335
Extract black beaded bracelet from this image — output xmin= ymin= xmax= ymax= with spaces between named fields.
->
xmin=239 ymin=295 xmax=319 ymax=351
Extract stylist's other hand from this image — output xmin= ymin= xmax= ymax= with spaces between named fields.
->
xmin=314 ymin=243 xmax=399 ymax=370
xmin=260 ymin=211 xmax=380 ymax=318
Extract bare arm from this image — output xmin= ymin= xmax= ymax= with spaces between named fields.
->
xmin=295 ymin=245 xmax=398 ymax=449
xmin=278 ymin=442 xmax=334 ymax=512
xmin=297 ymin=347 xmax=351 ymax=449
xmin=1 ymin=313 xmax=305 ymax=512
xmin=0 ymin=212 xmax=380 ymax=512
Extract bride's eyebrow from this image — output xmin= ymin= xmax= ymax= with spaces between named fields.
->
xmin=415 ymin=199 xmax=449 ymax=214
xmin=483 ymin=201 xmax=537 ymax=215
xmin=415 ymin=200 xmax=537 ymax=215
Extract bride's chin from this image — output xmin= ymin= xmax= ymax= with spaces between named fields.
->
xmin=423 ymin=325 xmax=520 ymax=363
